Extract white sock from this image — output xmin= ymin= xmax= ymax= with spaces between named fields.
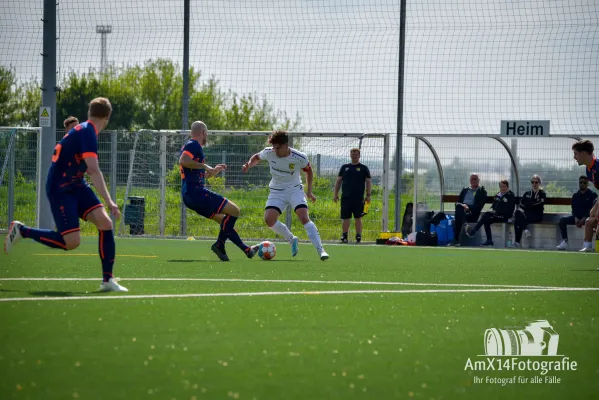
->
xmin=304 ymin=221 xmax=323 ymax=252
xmin=270 ymin=221 xmax=294 ymax=242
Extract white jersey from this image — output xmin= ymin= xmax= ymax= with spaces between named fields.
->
xmin=258 ymin=147 xmax=311 ymax=190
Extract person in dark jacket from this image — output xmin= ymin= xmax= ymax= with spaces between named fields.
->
xmin=466 ymin=179 xmax=516 ymax=246
xmin=512 ymin=174 xmax=546 ymax=248
xmin=450 ymin=173 xmax=487 ymax=246
xmin=556 ymin=175 xmax=598 ymax=250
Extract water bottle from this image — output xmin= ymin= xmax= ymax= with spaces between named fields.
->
xmin=507 ymin=231 xmax=512 ymax=248
xmin=363 ymin=200 xmax=370 ymax=215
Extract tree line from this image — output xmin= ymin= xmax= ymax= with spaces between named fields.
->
xmin=1 ymin=59 xmax=302 ymax=187
xmin=1 ymin=59 xmax=300 ymax=131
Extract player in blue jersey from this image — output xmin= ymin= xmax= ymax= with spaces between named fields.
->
xmin=180 ymin=121 xmax=256 ymax=261
xmin=572 ymin=139 xmax=599 ymax=253
xmin=63 ymin=116 xmax=79 ymax=132
xmin=4 ymin=97 xmax=127 ymax=292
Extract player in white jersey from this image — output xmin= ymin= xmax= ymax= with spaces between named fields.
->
xmin=242 ymin=130 xmax=329 ymax=260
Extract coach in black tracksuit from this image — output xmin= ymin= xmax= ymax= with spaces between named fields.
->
xmin=466 ymin=179 xmax=516 ymax=246
xmin=334 ymin=148 xmax=372 ymax=243
xmin=512 ymin=174 xmax=546 ymax=247
xmin=451 ymin=174 xmax=488 ymax=244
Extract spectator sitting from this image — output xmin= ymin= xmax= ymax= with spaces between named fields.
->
xmin=449 ymin=173 xmax=487 ymax=246
xmin=556 ymin=176 xmax=598 ymax=250
xmin=511 ymin=174 xmax=546 ymax=248
xmin=465 ymin=179 xmax=516 ymax=246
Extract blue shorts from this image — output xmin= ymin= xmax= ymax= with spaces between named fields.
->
xmin=183 ymin=189 xmax=228 ymax=219
xmin=48 ymin=186 xmax=103 ymax=235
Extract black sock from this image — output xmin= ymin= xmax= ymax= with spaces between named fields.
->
xmin=216 ymin=230 xmax=227 ymax=250
xmin=99 ymin=230 xmax=116 ymax=282
xmin=222 ymin=215 xmax=249 ymax=252
xmin=342 ymin=232 xmax=348 ymax=238
xmin=21 ymin=226 xmax=67 ymax=250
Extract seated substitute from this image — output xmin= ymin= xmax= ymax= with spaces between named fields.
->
xmin=333 ymin=148 xmax=372 ymax=243
xmin=450 ymin=173 xmax=487 ymax=246
xmin=512 ymin=174 xmax=546 ymax=248
xmin=465 ymin=179 xmax=516 ymax=246
xmin=556 ymin=176 xmax=597 ymax=250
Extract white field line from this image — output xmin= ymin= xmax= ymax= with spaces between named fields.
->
xmin=0 ymin=277 xmax=574 ymax=289
xmin=1 ymin=287 xmax=599 ymax=302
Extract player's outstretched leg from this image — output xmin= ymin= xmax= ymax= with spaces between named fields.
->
xmin=296 ymin=208 xmax=328 ymax=261
xmin=214 ymin=201 xmax=256 ymax=260
xmin=5 ymin=221 xmax=68 ymax=253
xmin=87 ymin=208 xmax=128 ymax=292
xmin=264 ymin=207 xmax=298 ymax=256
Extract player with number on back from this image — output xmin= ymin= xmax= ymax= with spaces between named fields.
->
xmin=572 ymin=139 xmax=599 ymax=253
xmin=179 ymin=121 xmax=256 ymax=262
xmin=242 ymin=130 xmax=329 ymax=261
xmin=4 ymin=97 xmax=127 ymax=292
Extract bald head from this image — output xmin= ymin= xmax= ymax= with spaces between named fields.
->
xmin=190 ymin=121 xmax=208 ymax=145
xmin=191 ymin=121 xmax=207 ymax=134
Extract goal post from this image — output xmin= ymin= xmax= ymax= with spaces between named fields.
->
xmin=118 ymin=130 xmax=390 ymax=242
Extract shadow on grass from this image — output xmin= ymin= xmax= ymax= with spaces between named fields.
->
xmin=0 ymin=288 xmax=100 ymax=297
xmin=166 ymin=259 xmax=298 ymax=262
xmin=30 ymin=290 xmax=100 ymax=296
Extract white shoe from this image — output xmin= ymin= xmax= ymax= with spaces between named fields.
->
xmin=510 ymin=242 xmax=522 ymax=248
xmin=579 ymin=246 xmax=594 ymax=253
xmin=523 ymin=229 xmax=532 ymax=239
xmin=291 ymin=236 xmax=299 ymax=257
xmin=4 ymin=221 xmax=24 ymax=254
xmin=99 ymin=278 xmax=129 ymax=292
xmin=319 ymin=249 xmax=329 ymax=261
xmin=556 ymin=240 xmax=568 ymax=250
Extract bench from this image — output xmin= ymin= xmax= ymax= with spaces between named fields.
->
xmin=441 ymin=194 xmax=578 ymax=249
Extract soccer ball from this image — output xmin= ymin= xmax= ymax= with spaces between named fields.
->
xmin=257 ymin=241 xmax=276 ymax=260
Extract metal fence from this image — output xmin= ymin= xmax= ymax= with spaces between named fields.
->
xmin=0 ymin=127 xmax=40 ymax=229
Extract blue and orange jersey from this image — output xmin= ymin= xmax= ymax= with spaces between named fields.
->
xmin=46 ymin=121 xmax=99 ymax=193
xmin=180 ymin=139 xmax=206 ymax=193
xmin=586 ymin=156 xmax=599 ymax=190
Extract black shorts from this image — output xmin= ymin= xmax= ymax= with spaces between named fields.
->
xmin=341 ymin=197 xmax=364 ymax=219
xmin=183 ymin=189 xmax=228 ymax=219
xmin=48 ymin=185 xmax=103 ymax=235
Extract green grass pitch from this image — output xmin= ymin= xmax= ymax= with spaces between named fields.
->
xmin=1 ymin=238 xmax=598 ymax=399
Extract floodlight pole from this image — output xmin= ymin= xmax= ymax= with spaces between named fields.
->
xmin=38 ymin=0 xmax=57 ymax=229
xmin=394 ymin=0 xmax=407 ymax=232
xmin=180 ymin=0 xmax=190 ymax=236
xmin=96 ymin=25 xmax=112 ymax=73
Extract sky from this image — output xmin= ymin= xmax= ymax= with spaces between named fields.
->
xmin=1 ymin=0 xmax=598 ymax=189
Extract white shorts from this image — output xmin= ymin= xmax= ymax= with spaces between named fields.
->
xmin=265 ymin=184 xmax=308 ymax=213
